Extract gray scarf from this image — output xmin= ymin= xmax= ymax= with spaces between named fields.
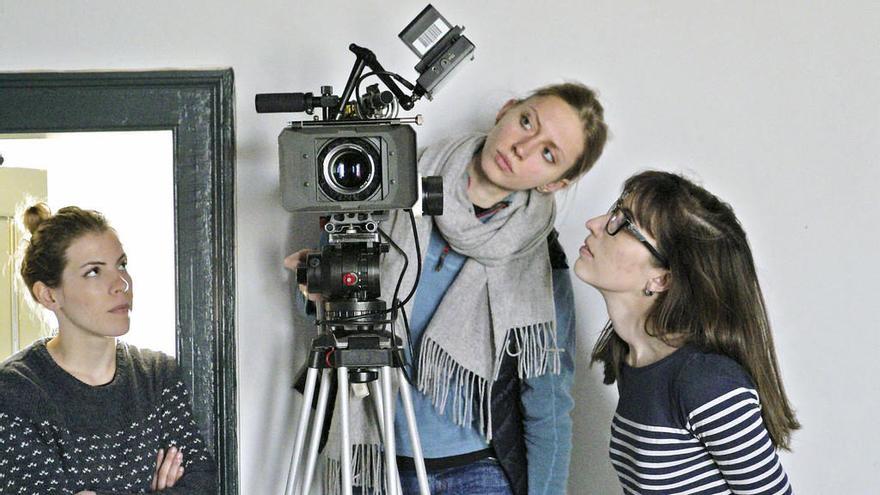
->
xmin=321 ymin=133 xmax=562 ymax=494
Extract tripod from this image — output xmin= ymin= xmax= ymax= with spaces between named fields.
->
xmin=284 ymin=329 xmax=430 ymax=495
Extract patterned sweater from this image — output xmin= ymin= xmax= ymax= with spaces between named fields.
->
xmin=611 ymin=345 xmax=792 ymax=494
xmin=0 ymin=339 xmax=215 ymax=494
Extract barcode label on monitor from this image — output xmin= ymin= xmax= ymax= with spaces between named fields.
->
xmin=414 ymin=19 xmax=451 ymax=56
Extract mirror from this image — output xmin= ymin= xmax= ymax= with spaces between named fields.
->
xmin=0 ymin=71 xmax=238 ymax=493
xmin=1 ymin=131 xmax=176 ymax=356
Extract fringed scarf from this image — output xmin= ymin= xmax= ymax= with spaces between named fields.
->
xmin=320 ymin=133 xmax=562 ymax=494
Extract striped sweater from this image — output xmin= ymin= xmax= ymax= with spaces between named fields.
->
xmin=610 ymin=345 xmax=792 ymax=494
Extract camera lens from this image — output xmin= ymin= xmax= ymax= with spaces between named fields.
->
xmin=317 ymin=138 xmax=383 ymax=202
xmin=329 ymin=148 xmax=372 ymax=191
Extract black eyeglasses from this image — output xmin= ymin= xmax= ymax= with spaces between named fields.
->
xmin=606 ymin=199 xmax=669 ymax=268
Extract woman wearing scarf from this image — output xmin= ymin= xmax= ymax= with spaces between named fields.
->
xmin=287 ymin=82 xmax=608 ymax=494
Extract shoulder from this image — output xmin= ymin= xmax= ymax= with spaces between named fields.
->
xmin=672 ymin=347 xmax=758 ymax=418
xmin=418 ymin=133 xmax=486 ymax=171
xmin=0 ymin=341 xmax=54 ymax=417
xmin=119 ymin=342 xmax=181 ymax=387
xmin=420 ymin=132 xmax=485 ymax=155
xmin=546 ymin=229 xmax=568 ymax=270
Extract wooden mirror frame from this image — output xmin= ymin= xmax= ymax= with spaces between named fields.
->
xmin=0 ymin=70 xmax=238 ymax=493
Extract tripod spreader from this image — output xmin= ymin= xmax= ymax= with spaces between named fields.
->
xmin=307 ymin=334 xmax=407 ymax=375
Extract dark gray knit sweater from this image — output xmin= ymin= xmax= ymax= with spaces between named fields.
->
xmin=0 ymin=339 xmax=216 ymax=494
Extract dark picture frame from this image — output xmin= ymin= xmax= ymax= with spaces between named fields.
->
xmin=0 ymin=70 xmax=238 ymax=493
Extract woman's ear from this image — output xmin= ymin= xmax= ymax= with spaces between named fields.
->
xmin=537 ymin=178 xmax=571 ymax=194
xmin=646 ymin=271 xmax=671 ymax=294
xmin=495 ymin=99 xmax=519 ymax=123
xmin=33 ymin=281 xmax=60 ymax=311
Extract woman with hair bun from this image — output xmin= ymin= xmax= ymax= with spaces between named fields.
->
xmin=0 ymin=204 xmax=215 ymax=494
xmin=574 ymin=171 xmax=799 ymax=494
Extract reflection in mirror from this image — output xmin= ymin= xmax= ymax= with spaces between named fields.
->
xmin=0 ymin=131 xmax=175 ymax=358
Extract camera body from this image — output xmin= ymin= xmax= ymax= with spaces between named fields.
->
xmin=279 ymin=120 xmax=418 ymax=213
xmin=258 ymin=4 xmax=473 ymax=215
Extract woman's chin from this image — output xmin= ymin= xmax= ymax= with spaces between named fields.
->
xmin=573 ymin=257 xmax=594 ymax=284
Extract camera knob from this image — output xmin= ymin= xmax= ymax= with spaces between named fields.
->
xmin=421 ymin=176 xmax=444 ymax=216
xmin=342 ymin=272 xmax=359 ymax=287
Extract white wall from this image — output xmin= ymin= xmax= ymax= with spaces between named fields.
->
xmin=2 ymin=1 xmax=877 ymax=492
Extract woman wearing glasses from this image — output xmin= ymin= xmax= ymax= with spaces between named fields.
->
xmin=574 ymin=171 xmax=799 ymax=494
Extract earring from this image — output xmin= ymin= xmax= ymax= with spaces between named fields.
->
xmin=643 ymin=288 xmax=654 ymax=297
xmin=536 ymin=185 xmax=550 ymax=193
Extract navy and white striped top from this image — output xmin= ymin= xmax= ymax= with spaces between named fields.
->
xmin=610 ymin=345 xmax=792 ymax=494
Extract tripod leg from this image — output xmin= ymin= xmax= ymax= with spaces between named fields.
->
xmin=397 ymin=369 xmax=430 ymax=495
xmin=368 ymin=380 xmax=404 ymax=495
xmin=338 ymin=367 xmax=354 ymax=495
xmin=379 ymin=367 xmax=399 ymax=495
xmin=285 ymin=367 xmax=319 ymax=495
xmin=301 ymin=368 xmax=332 ymax=495
xmin=368 ymin=379 xmax=385 ymax=435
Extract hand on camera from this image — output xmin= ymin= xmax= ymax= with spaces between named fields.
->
xmin=284 ymin=249 xmax=323 ymax=303
xmin=151 ymin=446 xmax=185 ymax=491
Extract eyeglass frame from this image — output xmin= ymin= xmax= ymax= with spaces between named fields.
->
xmin=606 ymin=198 xmax=670 ymax=268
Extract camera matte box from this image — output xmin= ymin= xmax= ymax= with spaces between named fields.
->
xmin=278 ymin=123 xmax=418 ymax=213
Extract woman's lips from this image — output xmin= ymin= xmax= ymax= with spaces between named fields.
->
xmin=495 ymin=151 xmax=513 ymax=173
xmin=579 ymin=240 xmax=593 ymax=258
xmin=109 ymin=304 xmax=131 ymax=314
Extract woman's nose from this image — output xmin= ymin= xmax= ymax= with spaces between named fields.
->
xmin=112 ymin=274 xmax=131 ymax=294
xmin=585 ymin=214 xmax=605 ymax=234
xmin=513 ymin=136 xmax=538 ymax=160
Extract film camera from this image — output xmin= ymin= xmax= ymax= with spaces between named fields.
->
xmin=256 ymin=3 xmax=475 ymax=308
xmin=256 ymin=4 xmax=473 ymax=215
xmin=257 ymin=7 xmax=475 ymax=494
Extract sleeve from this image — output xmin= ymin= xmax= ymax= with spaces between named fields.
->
xmin=151 ymin=368 xmax=217 ymax=494
xmin=293 ymin=230 xmax=334 ymax=318
xmin=519 ymin=267 xmax=576 ymax=495
xmin=677 ymin=356 xmax=793 ymax=495
xmin=0 ymin=411 xmax=72 ymax=494
xmin=295 ymin=283 xmax=316 ymax=317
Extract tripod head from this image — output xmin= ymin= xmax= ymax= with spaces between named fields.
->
xmin=296 ymin=211 xmax=403 ymax=345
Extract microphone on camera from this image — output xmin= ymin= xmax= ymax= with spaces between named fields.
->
xmin=255 ymin=90 xmax=340 ymax=115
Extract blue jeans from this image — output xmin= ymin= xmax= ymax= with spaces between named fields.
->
xmin=398 ymin=458 xmax=513 ymax=495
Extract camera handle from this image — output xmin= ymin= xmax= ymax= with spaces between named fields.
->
xmin=255 ymin=44 xmax=417 ymax=120
xmin=333 ymin=44 xmax=416 ymax=120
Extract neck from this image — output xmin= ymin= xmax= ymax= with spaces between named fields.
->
xmin=466 ymin=156 xmax=512 ymax=208
xmin=603 ymin=292 xmax=679 ymax=368
xmin=46 ymin=332 xmax=117 ymax=386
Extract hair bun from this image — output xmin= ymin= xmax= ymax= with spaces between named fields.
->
xmin=23 ymin=203 xmax=52 ymax=235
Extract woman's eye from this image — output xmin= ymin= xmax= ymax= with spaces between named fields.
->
xmin=520 ymin=114 xmax=532 ymax=130
xmin=542 ymin=148 xmax=555 ymax=163
xmin=85 ymin=267 xmax=99 ymax=278
xmin=118 ymin=261 xmax=128 ymax=272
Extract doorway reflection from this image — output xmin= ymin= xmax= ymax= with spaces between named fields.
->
xmin=1 ymin=131 xmax=176 ymax=357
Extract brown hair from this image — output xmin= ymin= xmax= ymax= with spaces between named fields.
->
xmin=590 ymin=171 xmax=800 ymax=450
xmin=522 ymin=82 xmax=608 ymax=181
xmin=20 ymin=203 xmax=111 ymax=299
